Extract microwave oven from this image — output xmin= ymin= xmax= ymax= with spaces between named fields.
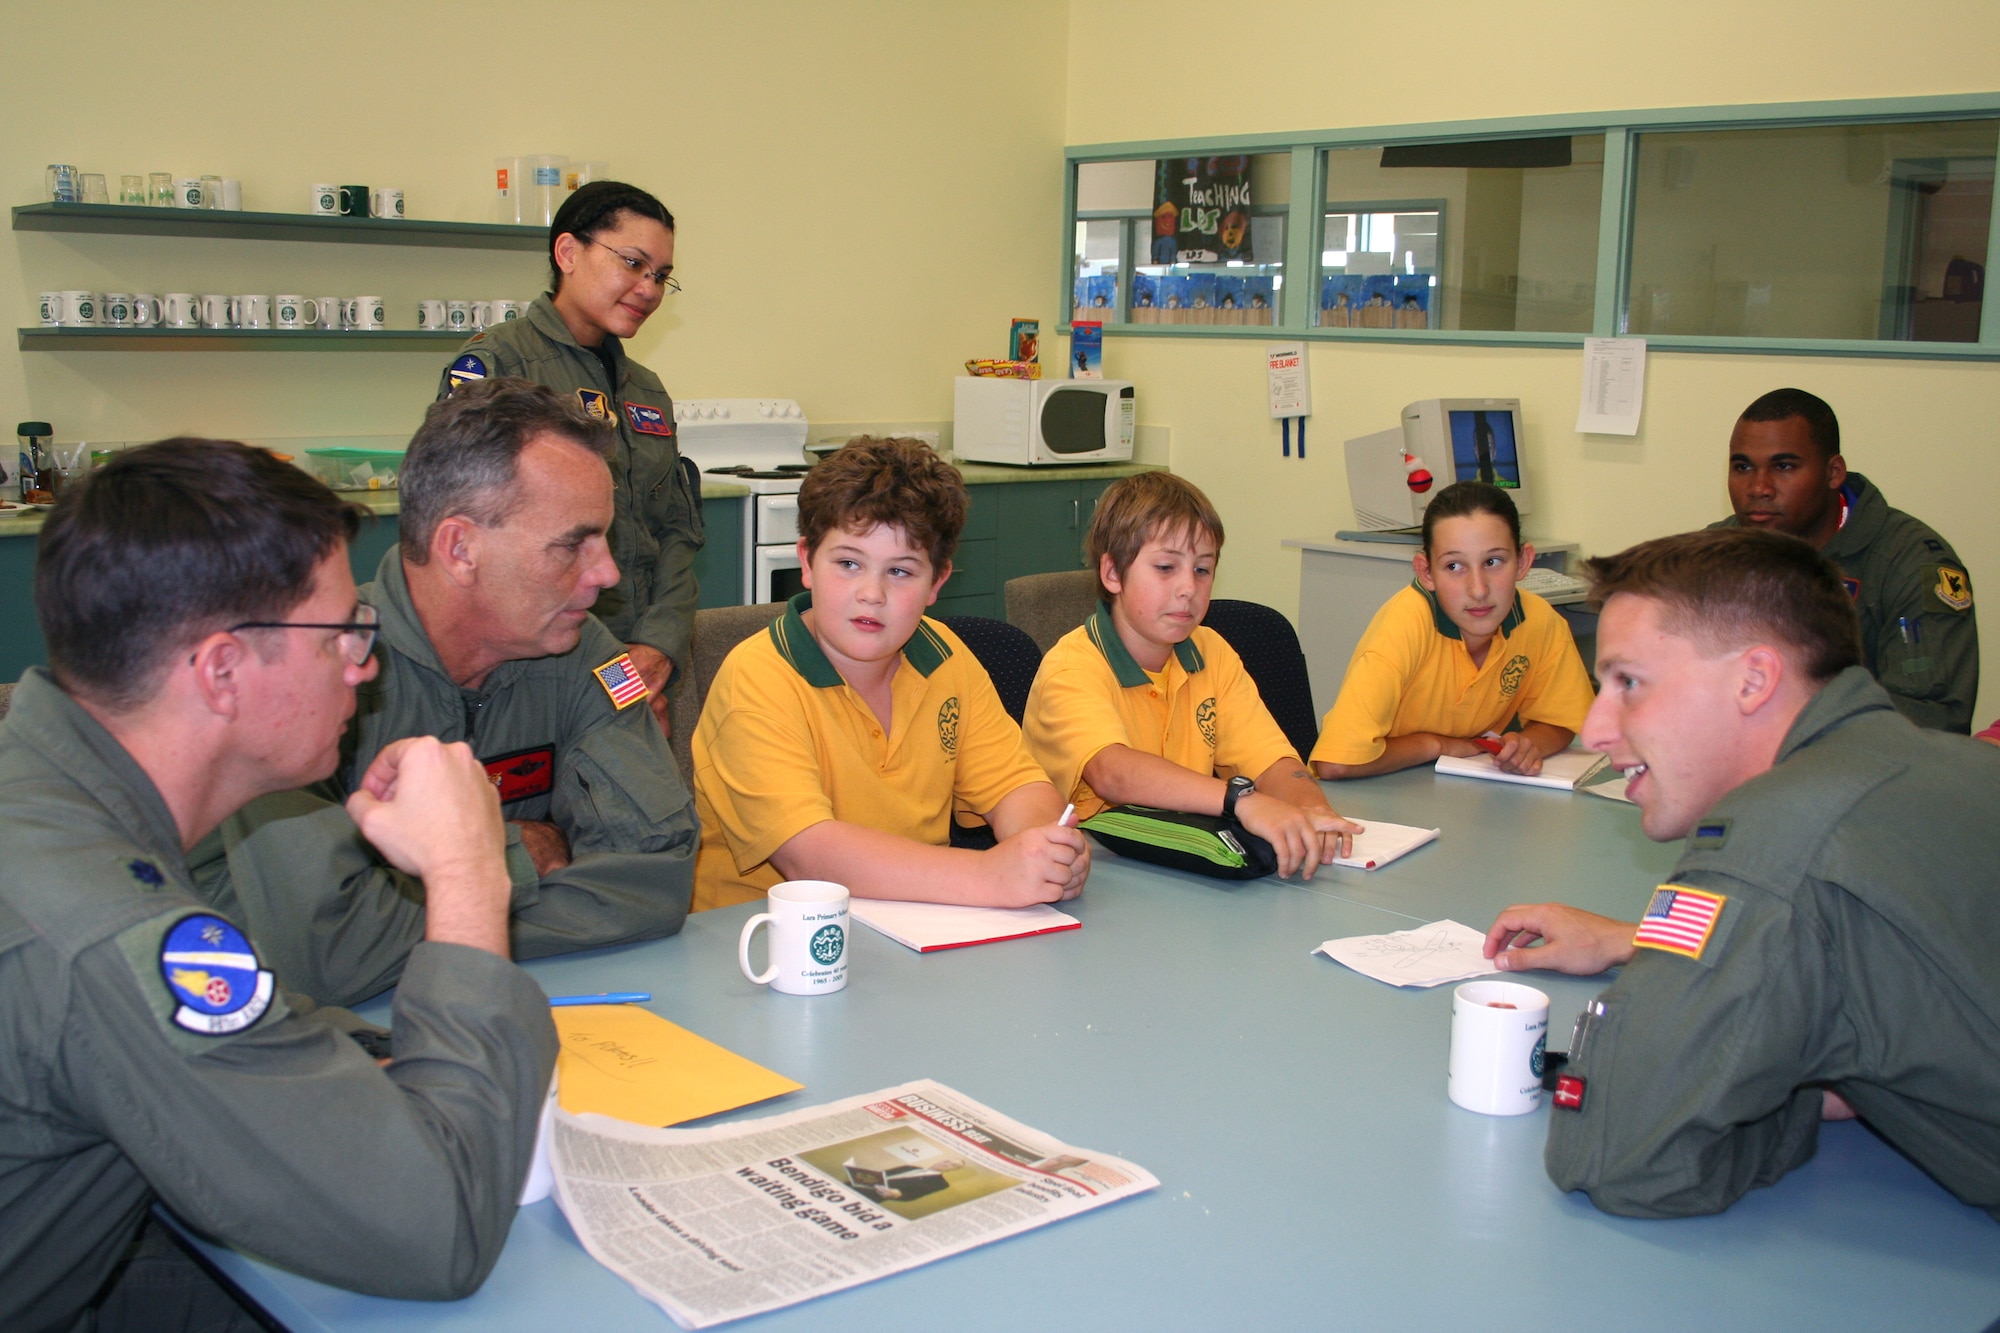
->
xmin=952 ymin=377 xmax=1135 ymax=466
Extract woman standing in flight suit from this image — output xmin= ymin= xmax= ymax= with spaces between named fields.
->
xmin=439 ymin=180 xmax=700 ymax=731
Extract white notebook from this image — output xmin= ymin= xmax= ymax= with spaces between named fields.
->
xmin=848 ymin=899 xmax=1081 ymax=953
xmin=1328 ymin=819 xmax=1440 ymax=870
xmin=1434 ymin=748 xmax=1610 ymax=791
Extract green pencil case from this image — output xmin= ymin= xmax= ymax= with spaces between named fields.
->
xmin=1081 ymin=805 xmax=1279 ymax=881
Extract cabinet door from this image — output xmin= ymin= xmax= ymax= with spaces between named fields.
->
xmin=991 ymin=481 xmax=1089 ymax=585
xmin=694 ymin=496 xmax=746 ymax=608
xmin=349 ymin=515 xmax=401 ymax=585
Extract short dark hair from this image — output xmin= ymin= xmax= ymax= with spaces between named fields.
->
xmin=1583 ymin=527 xmax=1861 ymax=682
xmin=400 ymin=378 xmax=614 ymax=562
xmin=549 ymin=180 xmax=674 ymax=294
xmin=1739 ymin=388 xmax=1840 ymax=460
xmin=1421 ymin=481 xmax=1521 ymax=555
xmin=797 ymin=437 xmax=966 ymax=569
xmin=36 ymin=439 xmax=364 ymax=710
xmin=1085 ymin=472 xmax=1225 ymax=599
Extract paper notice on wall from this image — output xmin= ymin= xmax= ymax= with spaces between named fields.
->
xmin=1576 ymin=336 xmax=1647 ymax=435
xmin=1267 ymin=342 xmax=1310 ymax=418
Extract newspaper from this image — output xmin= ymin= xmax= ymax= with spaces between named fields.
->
xmin=551 ymin=1079 xmax=1157 ymax=1327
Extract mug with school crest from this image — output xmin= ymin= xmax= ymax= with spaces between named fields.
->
xmin=416 ymin=299 xmax=448 ymax=331
xmin=738 ymin=880 xmax=850 ymax=996
xmin=273 ymin=295 xmax=314 ymax=330
xmin=161 ymin=293 xmax=200 ymax=328
xmin=129 ymin=293 xmax=159 ymax=328
xmin=101 ymin=293 xmax=134 ymax=328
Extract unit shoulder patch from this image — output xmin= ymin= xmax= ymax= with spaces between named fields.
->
xmin=577 ymin=388 xmax=611 ymax=420
xmin=1927 ymin=564 xmax=1973 ymax=613
xmin=158 ymin=914 xmax=275 ymax=1036
xmin=1632 ymin=885 xmax=1727 ymax=960
xmin=593 ymin=652 xmax=651 ymax=710
xmin=447 ymin=352 xmax=489 ymax=391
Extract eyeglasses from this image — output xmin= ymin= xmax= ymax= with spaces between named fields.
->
xmin=228 ymin=603 xmax=379 ymax=665
xmin=590 ymin=238 xmax=681 ymax=292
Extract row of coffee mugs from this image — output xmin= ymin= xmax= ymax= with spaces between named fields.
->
xmin=38 ymin=292 xmax=527 ymax=332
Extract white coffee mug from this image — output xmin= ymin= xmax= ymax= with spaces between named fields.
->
xmin=1447 ymin=980 xmax=1551 ymax=1116
xmin=60 ymin=291 xmax=98 ymax=326
xmin=312 ymin=296 xmax=343 ymax=329
xmin=173 ymin=177 xmax=205 ymax=209
xmin=309 ymin=183 xmax=339 ymax=216
xmin=162 ymin=292 xmax=200 ymax=328
xmin=274 ymin=295 xmax=314 ymax=330
xmin=219 ymin=178 xmax=243 ymax=211
xmin=38 ymin=292 xmax=62 ymax=326
xmin=446 ymin=299 xmax=471 ymax=332
xmin=350 ymin=295 xmax=385 ymax=330
xmin=491 ymin=298 xmax=520 ymax=323
xmin=470 ymin=300 xmax=491 ymax=331
xmin=130 ymin=293 xmax=159 ymax=328
xmin=416 ymin=299 xmax=447 ymax=330
xmin=199 ymin=293 xmax=232 ymax=329
xmin=371 ymin=187 xmax=404 ymax=219
xmin=738 ymin=880 xmax=850 ymax=996
xmin=102 ymin=294 xmax=134 ymax=328
xmin=235 ymin=294 xmax=272 ymax=329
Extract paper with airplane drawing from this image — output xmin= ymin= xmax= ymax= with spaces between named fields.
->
xmin=1313 ymin=918 xmax=1500 ymax=988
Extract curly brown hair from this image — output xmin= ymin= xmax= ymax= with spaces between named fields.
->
xmin=797 ymin=436 xmax=967 ymax=570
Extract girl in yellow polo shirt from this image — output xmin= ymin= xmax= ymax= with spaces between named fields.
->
xmin=1309 ymin=481 xmax=1594 ymax=779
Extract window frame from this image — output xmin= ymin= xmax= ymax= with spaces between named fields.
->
xmin=1060 ymin=93 xmax=2000 ymax=359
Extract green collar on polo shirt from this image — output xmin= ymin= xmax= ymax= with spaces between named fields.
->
xmin=770 ymin=590 xmax=952 ymax=687
xmin=1411 ymin=579 xmax=1525 ymax=642
xmin=1086 ymin=601 xmax=1204 ymax=688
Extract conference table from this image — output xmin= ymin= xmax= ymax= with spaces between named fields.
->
xmin=180 ymin=767 xmax=2000 ymax=1331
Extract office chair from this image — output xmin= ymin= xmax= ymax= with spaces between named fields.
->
xmin=1003 ymin=569 xmax=1098 ymax=654
xmin=938 ymin=616 xmax=1043 ymax=724
xmin=667 ymin=602 xmax=787 ymax=787
xmin=1200 ymin=599 xmax=1320 ymax=762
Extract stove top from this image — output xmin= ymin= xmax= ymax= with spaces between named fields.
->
xmin=676 ymin=398 xmax=812 ymax=494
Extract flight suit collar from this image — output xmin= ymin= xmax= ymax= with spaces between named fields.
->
xmin=1821 ymin=472 xmax=1887 ymax=562
xmin=363 ymin=548 xmax=458 ymax=683
xmin=4 ymin=669 xmax=185 ymax=863
xmin=1411 ymin=579 xmax=1525 ymax=642
xmin=1772 ymin=666 xmax=1897 ymax=765
xmin=769 ymin=590 xmax=952 ymax=688
xmin=523 ymin=294 xmax=628 ymax=390
xmin=1086 ymin=601 xmax=1203 ymax=688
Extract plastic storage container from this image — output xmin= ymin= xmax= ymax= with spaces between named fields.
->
xmin=304 ymin=445 xmax=405 ymax=491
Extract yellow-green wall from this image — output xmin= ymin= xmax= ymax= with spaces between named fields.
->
xmin=1069 ymin=0 xmax=2000 ymax=725
xmin=2 ymin=1 xmax=1068 ymax=443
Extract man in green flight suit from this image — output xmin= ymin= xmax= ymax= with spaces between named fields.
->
xmin=1480 ymin=527 xmax=2000 ymax=1219
xmin=188 ymin=379 xmax=698 ymax=1007
xmin=0 ymin=439 xmax=556 ymax=1330
xmin=1710 ymin=387 xmax=1979 ymax=732
xmin=440 ymin=179 xmax=700 ymax=733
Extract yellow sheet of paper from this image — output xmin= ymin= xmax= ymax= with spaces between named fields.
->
xmin=552 ymin=1006 xmax=802 ymax=1126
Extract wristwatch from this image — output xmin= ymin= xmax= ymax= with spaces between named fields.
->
xmin=1222 ymin=775 xmax=1256 ymax=820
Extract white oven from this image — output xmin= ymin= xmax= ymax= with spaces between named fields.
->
xmin=673 ymin=398 xmax=810 ymax=606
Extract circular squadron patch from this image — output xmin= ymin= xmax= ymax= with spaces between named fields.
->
xmin=159 ymin=914 xmax=275 ymax=1036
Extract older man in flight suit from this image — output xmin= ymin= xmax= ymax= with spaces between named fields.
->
xmin=188 ymin=378 xmax=696 ymax=1006
xmin=0 ymin=438 xmax=554 ymax=1330
xmin=1481 ymin=527 xmax=2000 ymax=1219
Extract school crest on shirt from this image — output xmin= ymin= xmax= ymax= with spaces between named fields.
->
xmin=1499 ymin=654 xmax=1529 ymax=698
xmin=1196 ymin=697 xmax=1218 ymax=748
xmin=937 ymin=696 xmax=960 ymax=758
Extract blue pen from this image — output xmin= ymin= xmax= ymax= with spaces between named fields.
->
xmin=548 ymin=992 xmax=651 ymax=1007
xmin=1897 ymin=616 xmax=1921 ymax=645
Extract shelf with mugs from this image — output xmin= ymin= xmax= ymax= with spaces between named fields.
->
xmin=13 ymin=202 xmax=545 ymax=251
xmin=17 ymin=327 xmax=467 ymax=352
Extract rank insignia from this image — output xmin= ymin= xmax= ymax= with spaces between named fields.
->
xmin=1692 ymin=821 xmax=1730 ymax=850
xmin=484 ymin=746 xmax=555 ymax=802
xmin=128 ymin=858 xmax=165 ymax=887
xmin=160 ymin=914 xmax=274 ymax=1036
xmin=593 ymin=652 xmax=650 ymax=710
xmin=577 ymin=388 xmax=611 ymax=420
xmin=624 ymin=402 xmax=674 ymax=437
xmin=1633 ymin=885 xmax=1727 ymax=960
xmin=1930 ymin=565 xmax=1973 ymax=612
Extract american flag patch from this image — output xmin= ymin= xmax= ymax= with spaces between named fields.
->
xmin=1632 ymin=886 xmax=1726 ymax=959
xmin=593 ymin=653 xmax=650 ymax=710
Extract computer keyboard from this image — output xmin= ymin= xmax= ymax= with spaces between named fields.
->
xmin=1516 ymin=566 xmax=1590 ymax=599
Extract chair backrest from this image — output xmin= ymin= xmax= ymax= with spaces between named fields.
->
xmin=938 ymin=616 xmax=1043 ymax=723
xmin=1200 ymin=599 xmax=1319 ymax=762
xmin=667 ymin=602 xmax=787 ymax=787
xmin=0 ymin=682 xmax=12 ymax=723
xmin=1003 ymin=569 xmax=1098 ymax=654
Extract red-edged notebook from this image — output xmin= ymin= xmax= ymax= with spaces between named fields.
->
xmin=847 ymin=900 xmax=1080 ymax=953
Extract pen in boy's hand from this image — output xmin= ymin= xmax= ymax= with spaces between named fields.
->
xmin=1471 ymin=734 xmax=1505 ymax=756
xmin=549 ymin=992 xmax=651 ymax=1007
xmin=1057 ymin=803 xmax=1076 ymax=828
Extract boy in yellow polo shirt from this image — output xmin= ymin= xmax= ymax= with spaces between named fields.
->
xmin=1310 ymin=481 xmax=1594 ymax=779
xmin=691 ymin=437 xmax=1089 ymax=912
xmin=1024 ymin=473 xmax=1361 ymax=879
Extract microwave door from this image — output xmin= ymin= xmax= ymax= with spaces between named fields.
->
xmin=1039 ymin=386 xmax=1108 ymax=455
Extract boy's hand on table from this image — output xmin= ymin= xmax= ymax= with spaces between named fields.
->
xmin=1433 ymin=735 xmax=1487 ymax=760
xmin=1491 ymin=733 xmax=1545 ymax=776
xmin=1237 ymin=792 xmax=1339 ymax=880
xmin=984 ymin=824 xmax=1090 ymax=905
xmin=1483 ymin=903 xmax=1636 ymax=976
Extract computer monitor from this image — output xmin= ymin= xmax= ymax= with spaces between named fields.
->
xmin=1399 ymin=398 xmax=1531 ymax=517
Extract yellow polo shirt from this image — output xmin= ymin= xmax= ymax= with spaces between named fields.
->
xmin=1023 ymin=603 xmax=1298 ymax=822
xmin=692 ymin=592 xmax=1052 ymax=911
xmin=1309 ymin=582 xmax=1594 ymax=767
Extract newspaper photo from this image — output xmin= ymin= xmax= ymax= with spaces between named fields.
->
xmin=551 ymin=1078 xmax=1157 ymax=1328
